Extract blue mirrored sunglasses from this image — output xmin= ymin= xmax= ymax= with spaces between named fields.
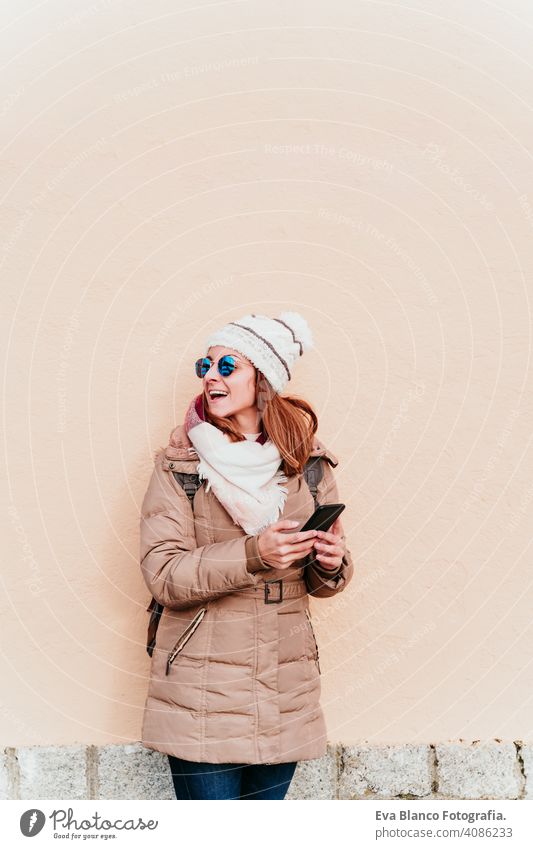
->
xmin=195 ymin=354 xmax=237 ymax=378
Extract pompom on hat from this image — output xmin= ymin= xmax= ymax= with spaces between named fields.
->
xmin=204 ymin=311 xmax=314 ymax=394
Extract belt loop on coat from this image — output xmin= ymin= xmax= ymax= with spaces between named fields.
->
xmin=264 ymin=578 xmax=283 ymax=604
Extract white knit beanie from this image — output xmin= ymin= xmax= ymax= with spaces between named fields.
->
xmin=204 ymin=311 xmax=314 ymax=393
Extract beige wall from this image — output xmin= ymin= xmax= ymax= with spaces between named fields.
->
xmin=2 ymin=0 xmax=532 ymax=748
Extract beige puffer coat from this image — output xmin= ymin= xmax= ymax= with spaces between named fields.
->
xmin=139 ymin=424 xmax=354 ymax=765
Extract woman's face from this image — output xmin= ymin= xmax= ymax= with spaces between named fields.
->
xmin=202 ymin=346 xmax=258 ymax=419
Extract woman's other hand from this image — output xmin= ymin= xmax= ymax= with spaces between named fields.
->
xmin=311 ymin=516 xmax=346 ymax=571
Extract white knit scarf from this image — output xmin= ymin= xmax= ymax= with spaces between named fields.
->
xmin=184 ymin=395 xmax=289 ymax=535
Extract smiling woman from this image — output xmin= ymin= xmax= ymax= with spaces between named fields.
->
xmin=139 ymin=310 xmax=354 ymax=800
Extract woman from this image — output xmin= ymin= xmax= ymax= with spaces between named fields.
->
xmin=139 ymin=311 xmax=354 ymax=800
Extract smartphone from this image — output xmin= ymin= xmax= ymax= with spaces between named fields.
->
xmin=299 ymin=503 xmax=345 ymax=533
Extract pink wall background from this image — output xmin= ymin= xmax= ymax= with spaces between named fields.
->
xmin=2 ymin=0 xmax=532 ymax=747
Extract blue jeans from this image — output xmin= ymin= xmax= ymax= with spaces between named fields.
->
xmin=167 ymin=754 xmax=298 ymax=800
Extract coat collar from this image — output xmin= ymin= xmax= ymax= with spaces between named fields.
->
xmin=162 ymin=423 xmax=339 ymax=468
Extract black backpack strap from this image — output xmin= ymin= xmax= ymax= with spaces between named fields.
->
xmin=146 ymin=471 xmax=202 ymax=657
xmin=303 ymin=455 xmax=324 ymax=510
xmin=146 ymin=595 xmax=164 ymax=657
xmin=172 ymin=471 xmax=203 ymax=504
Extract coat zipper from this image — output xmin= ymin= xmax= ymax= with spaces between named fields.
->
xmin=305 ymin=608 xmax=321 ymax=674
xmin=165 ymin=607 xmax=207 ymax=675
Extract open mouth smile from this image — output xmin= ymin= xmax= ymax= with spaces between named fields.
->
xmin=207 ymin=388 xmax=229 ymax=402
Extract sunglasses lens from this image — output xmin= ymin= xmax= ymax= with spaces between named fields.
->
xmin=195 ymin=357 xmax=211 ymax=377
xmin=218 ymin=356 xmax=235 ymax=376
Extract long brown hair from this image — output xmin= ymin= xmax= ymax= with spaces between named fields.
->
xmin=201 ymin=369 xmax=318 ymax=477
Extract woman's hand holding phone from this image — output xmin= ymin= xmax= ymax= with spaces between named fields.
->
xmin=312 ymin=516 xmax=346 ymax=571
xmin=256 ymin=520 xmax=318 ymax=570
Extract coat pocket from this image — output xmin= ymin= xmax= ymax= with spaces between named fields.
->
xmin=165 ymin=607 xmax=207 ymax=675
xmin=305 ymin=608 xmax=321 ymax=675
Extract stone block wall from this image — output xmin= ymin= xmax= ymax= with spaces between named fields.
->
xmin=1 ymin=740 xmax=531 ymax=800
